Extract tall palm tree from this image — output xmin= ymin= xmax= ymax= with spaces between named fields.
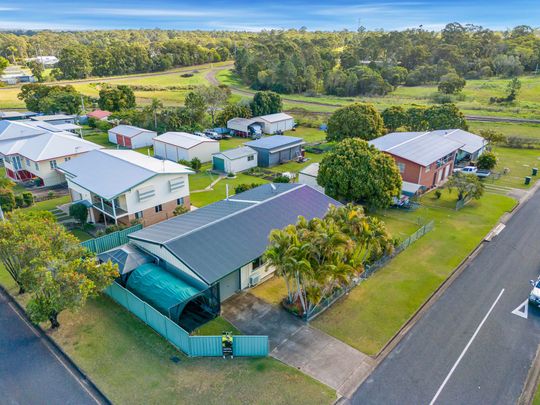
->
xmin=150 ymin=98 xmax=163 ymax=130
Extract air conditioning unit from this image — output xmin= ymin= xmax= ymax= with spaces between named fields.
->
xmin=249 ymin=274 xmax=260 ymax=287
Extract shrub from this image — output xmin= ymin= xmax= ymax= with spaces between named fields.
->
xmin=95 ymin=120 xmax=112 ymax=131
xmin=234 ymin=183 xmax=260 ymax=194
xmin=477 ymin=152 xmax=498 ymax=170
xmin=434 ymin=190 xmax=442 ymax=199
xmin=69 ymin=203 xmax=89 ymax=224
xmin=190 ymin=157 xmax=201 ymax=171
xmin=0 ymin=188 xmax=16 ymax=212
xmin=22 ymin=192 xmax=34 ymax=207
xmin=173 ymin=205 xmax=189 ymax=216
xmin=178 ymin=159 xmax=191 ymax=167
xmin=273 ymin=175 xmax=290 ymax=183
xmin=14 ymin=194 xmax=24 ymax=208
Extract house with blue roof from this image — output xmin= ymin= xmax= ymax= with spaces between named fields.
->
xmin=244 ymin=135 xmax=305 ymax=167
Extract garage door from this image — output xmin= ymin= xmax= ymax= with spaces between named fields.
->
xmin=213 ymin=157 xmax=225 ymax=172
xmin=219 ymin=270 xmax=240 ymax=302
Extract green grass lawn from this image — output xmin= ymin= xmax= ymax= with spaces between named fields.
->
xmin=190 ymin=174 xmax=269 ymax=207
xmin=82 ymin=129 xmax=114 ymax=147
xmin=312 ymin=189 xmax=517 ymax=355
xmin=192 ymin=316 xmax=241 ymax=336
xmin=219 ymin=136 xmax=248 ymax=151
xmin=288 ymin=127 xmax=327 ymax=143
xmin=469 ymin=121 xmax=540 ymax=139
xmin=533 ymin=382 xmax=540 ymax=405
xmin=23 ymin=195 xmax=71 ymax=212
xmin=69 ymin=228 xmax=94 ymax=242
xmin=268 ymin=152 xmax=325 ymax=174
xmin=490 ymin=146 xmax=540 ymax=189
xmin=250 ymin=277 xmax=288 ymax=307
xmin=0 ymin=265 xmax=333 ymax=405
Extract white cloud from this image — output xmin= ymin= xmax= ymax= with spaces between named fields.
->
xmin=0 ymin=20 xmax=91 ymax=30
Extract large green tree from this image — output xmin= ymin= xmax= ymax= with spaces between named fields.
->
xmin=18 ymin=83 xmax=85 ymax=114
xmin=56 ymin=45 xmax=92 ymax=79
xmin=382 ymin=106 xmax=408 ymax=132
xmin=250 ymin=91 xmax=282 ymax=116
xmin=446 ymin=172 xmax=485 ymax=201
xmin=216 ymin=103 xmax=252 ymax=127
xmin=194 ymin=85 xmax=230 ymax=126
xmin=98 ymin=85 xmax=136 ymax=112
xmin=327 ymin=103 xmax=384 ymax=142
xmin=318 ymin=138 xmax=402 ymax=209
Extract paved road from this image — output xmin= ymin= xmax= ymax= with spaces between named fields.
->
xmin=0 ymin=290 xmax=105 ymax=405
xmin=352 ymin=188 xmax=540 ymax=405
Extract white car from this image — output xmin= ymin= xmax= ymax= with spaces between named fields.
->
xmin=529 ymin=279 xmax=540 ymax=306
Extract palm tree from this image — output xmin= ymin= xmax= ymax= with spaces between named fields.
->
xmin=265 ymin=228 xmax=295 ymax=303
xmin=150 ymin=98 xmax=163 ymax=130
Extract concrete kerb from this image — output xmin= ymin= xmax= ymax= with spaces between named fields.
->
xmin=331 ymin=183 xmax=538 ymax=405
xmin=0 ymin=285 xmax=111 ymax=405
xmin=518 ymin=344 xmax=540 ymax=405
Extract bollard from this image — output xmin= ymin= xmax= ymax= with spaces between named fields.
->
xmin=525 ymin=176 xmax=532 ymax=185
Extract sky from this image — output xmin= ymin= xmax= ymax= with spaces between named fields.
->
xmin=0 ymin=0 xmax=538 ymax=32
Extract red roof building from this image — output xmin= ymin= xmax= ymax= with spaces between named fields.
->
xmin=87 ymin=109 xmax=112 ymax=120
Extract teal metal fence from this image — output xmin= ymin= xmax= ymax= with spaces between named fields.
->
xmin=81 ymin=224 xmax=143 ymax=254
xmin=104 ymin=282 xmax=269 ymax=357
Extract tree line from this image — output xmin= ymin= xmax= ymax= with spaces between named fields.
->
xmin=234 ymin=24 xmax=540 ymax=96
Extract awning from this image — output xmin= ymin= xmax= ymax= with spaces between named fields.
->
xmin=126 ymin=263 xmax=202 ymax=320
xmin=401 ymin=181 xmax=423 ymax=197
xmin=98 ymin=244 xmax=153 ymax=275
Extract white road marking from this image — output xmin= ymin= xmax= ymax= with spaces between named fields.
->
xmin=511 ymin=299 xmax=529 ymax=319
xmin=429 ymin=288 xmax=505 ymax=405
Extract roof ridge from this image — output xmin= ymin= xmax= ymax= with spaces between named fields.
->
xmin=386 ymin=131 xmax=430 ymax=152
xmin=99 ymin=149 xmax=157 ymax=174
xmin=160 ymin=184 xmax=305 ymax=245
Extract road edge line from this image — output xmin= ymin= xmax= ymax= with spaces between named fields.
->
xmin=0 ymin=285 xmax=111 ymax=405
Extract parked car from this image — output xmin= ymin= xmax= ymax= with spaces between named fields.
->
xmin=453 ymin=166 xmax=491 ymax=178
xmin=529 ymin=278 xmax=540 ymax=306
xmin=194 ymin=132 xmax=205 ymax=137
xmin=205 ymin=131 xmax=222 ymax=140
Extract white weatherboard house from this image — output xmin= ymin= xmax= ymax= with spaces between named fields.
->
xmin=153 ymin=132 xmax=219 ymax=163
xmin=57 ymin=149 xmax=193 ymax=227
xmin=227 ymin=113 xmax=295 ymax=136
xmin=212 ymin=146 xmax=257 ymax=174
xmin=108 ymin=125 xmax=157 ymax=149
xmin=0 ymin=120 xmax=101 ymax=186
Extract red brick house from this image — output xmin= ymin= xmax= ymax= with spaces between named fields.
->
xmin=369 ymin=131 xmax=464 ymax=189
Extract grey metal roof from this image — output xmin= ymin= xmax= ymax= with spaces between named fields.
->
xmin=129 ymin=183 xmax=340 ymax=285
xmin=216 ymin=146 xmax=257 ymax=160
xmin=57 ymin=149 xmax=192 ymax=200
xmin=109 ymin=125 xmax=156 ymax=138
xmin=31 ymin=114 xmax=76 ymax=121
xmin=259 ymin=112 xmax=293 ymax=123
xmin=369 ymin=131 xmax=464 ymax=166
xmin=431 ymin=129 xmax=487 ymax=154
xmin=245 ymin=135 xmax=304 ymax=151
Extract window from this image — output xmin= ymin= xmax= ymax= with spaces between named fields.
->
xmin=176 ymin=197 xmax=184 ymax=206
xmin=247 ymin=155 xmax=254 ymax=161
xmin=252 ymin=256 xmax=265 ymax=269
xmin=397 ymin=162 xmax=405 ymax=173
xmin=154 ymin=204 xmax=163 ymax=213
xmin=425 ymin=164 xmax=430 ymax=173
xmin=12 ymin=156 xmax=22 ymax=170
xmin=49 ymin=160 xmax=57 ymax=170
xmin=26 ymin=158 xmax=31 ymax=166
xmin=64 ymin=157 xmax=71 ymax=162
xmin=135 ymin=211 xmax=143 ymax=219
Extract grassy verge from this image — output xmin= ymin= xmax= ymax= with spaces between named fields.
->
xmin=312 ymin=190 xmax=517 ymax=355
xmin=533 ymin=382 xmax=540 ymax=405
xmin=0 ymin=265 xmax=334 ymax=405
xmin=469 ymin=121 xmax=540 ymax=140
xmin=69 ymin=228 xmax=94 ymax=242
xmin=23 ymin=195 xmax=71 ymax=212
xmin=192 ymin=317 xmax=241 ymax=336
xmin=490 ymin=146 xmax=540 ymax=189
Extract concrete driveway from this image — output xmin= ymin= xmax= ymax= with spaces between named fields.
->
xmin=222 ymin=292 xmax=374 ymax=397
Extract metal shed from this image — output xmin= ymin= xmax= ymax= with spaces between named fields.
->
xmin=244 ymin=135 xmax=305 ymax=167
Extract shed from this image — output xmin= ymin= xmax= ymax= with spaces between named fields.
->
xmin=108 ymin=125 xmax=157 ymax=149
xmin=258 ymin=112 xmax=295 ymax=134
xmin=153 ymin=132 xmax=219 ymax=163
xmin=227 ymin=117 xmax=263 ymax=137
xmin=298 ymin=163 xmax=323 ymax=192
xmin=212 ymin=146 xmax=257 ymax=174
xmin=244 ymin=135 xmax=305 ymax=167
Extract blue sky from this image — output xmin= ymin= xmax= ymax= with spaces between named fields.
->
xmin=0 ymin=0 xmax=538 ymax=31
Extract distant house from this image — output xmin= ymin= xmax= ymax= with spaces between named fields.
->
xmin=370 ymin=131 xmax=464 ymax=189
xmin=244 ymin=135 xmax=305 ymax=167
xmin=25 ymin=56 xmax=59 ymax=67
xmin=432 ymin=129 xmax=488 ymax=163
xmin=0 ymin=111 xmax=37 ymax=121
xmin=127 ymin=183 xmax=339 ymax=302
xmin=87 ymin=109 xmax=112 ymax=121
xmin=108 ymin=125 xmax=157 ymax=149
xmin=298 ymin=163 xmax=323 ymax=192
xmin=0 ymin=120 xmax=101 ymax=186
xmin=0 ymin=66 xmax=36 ymax=85
xmin=227 ymin=113 xmax=295 ymax=136
xmin=153 ymin=132 xmax=219 ymax=163
xmin=57 ymin=149 xmax=193 ymax=227
xmin=212 ymin=146 xmax=257 ymax=174
xmin=31 ymin=114 xmax=76 ymax=126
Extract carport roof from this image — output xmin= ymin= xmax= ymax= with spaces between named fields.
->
xmin=129 ymin=183 xmax=339 ymax=285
